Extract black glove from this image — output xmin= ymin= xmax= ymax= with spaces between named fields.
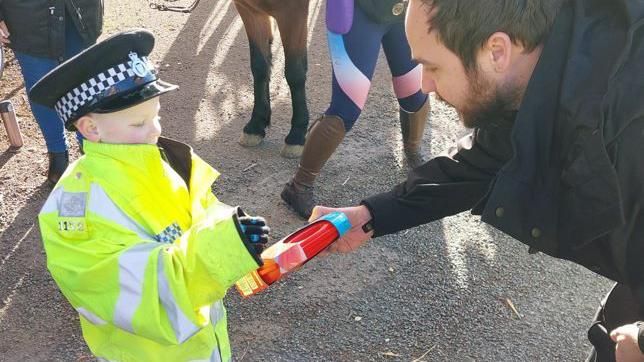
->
xmin=237 ymin=211 xmax=270 ymax=258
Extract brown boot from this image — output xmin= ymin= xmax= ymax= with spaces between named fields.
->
xmin=281 ymin=115 xmax=346 ymax=218
xmin=400 ymin=98 xmax=430 ymax=168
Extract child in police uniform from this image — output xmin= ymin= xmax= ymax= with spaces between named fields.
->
xmin=30 ymin=29 xmax=269 ymax=361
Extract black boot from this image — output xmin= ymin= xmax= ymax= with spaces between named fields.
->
xmin=47 ymin=151 xmax=69 ymax=186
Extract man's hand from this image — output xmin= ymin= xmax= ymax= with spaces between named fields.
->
xmin=310 ymin=205 xmax=373 ymax=254
xmin=0 ymin=21 xmax=10 ymax=45
xmin=611 ymin=323 xmax=644 ymax=362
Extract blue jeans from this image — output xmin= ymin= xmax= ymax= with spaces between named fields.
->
xmin=14 ymin=17 xmax=86 ymax=153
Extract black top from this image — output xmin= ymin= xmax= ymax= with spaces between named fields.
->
xmin=0 ymin=0 xmax=103 ymax=59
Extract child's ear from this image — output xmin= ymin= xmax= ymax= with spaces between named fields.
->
xmin=75 ymin=116 xmax=101 ymax=142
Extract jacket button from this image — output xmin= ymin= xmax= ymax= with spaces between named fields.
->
xmin=392 ymin=2 xmax=405 ymax=16
xmin=531 ymin=228 xmax=542 ymax=238
xmin=59 ymin=16 xmax=64 ymax=21
xmin=495 ymin=207 xmax=505 ymax=217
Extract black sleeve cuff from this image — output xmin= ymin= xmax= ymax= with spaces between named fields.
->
xmin=361 ymin=190 xmax=401 ymax=238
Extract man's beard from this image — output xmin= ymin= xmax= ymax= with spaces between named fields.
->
xmin=456 ymin=69 xmax=520 ymax=129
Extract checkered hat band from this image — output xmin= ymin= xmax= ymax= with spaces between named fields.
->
xmin=54 ymin=56 xmax=155 ymax=123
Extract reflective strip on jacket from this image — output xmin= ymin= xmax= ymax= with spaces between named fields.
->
xmin=38 ymin=138 xmax=260 ymax=361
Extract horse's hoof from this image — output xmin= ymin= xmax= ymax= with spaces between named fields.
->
xmin=239 ymin=133 xmax=264 ymax=147
xmin=280 ymin=144 xmax=304 ymax=159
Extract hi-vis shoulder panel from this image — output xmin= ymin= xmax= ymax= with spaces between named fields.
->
xmin=41 ymin=188 xmax=90 ymax=239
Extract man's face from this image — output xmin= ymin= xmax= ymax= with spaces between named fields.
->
xmin=89 ymin=97 xmax=162 ymax=144
xmin=406 ymin=0 xmax=518 ymax=128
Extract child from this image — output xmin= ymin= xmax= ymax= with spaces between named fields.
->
xmin=30 ymin=29 xmax=269 ymax=361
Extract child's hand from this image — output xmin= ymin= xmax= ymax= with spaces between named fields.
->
xmin=238 ymin=214 xmax=270 ymax=257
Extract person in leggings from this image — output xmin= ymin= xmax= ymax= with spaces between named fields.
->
xmin=0 ymin=1 xmax=103 ymax=185
xmin=282 ymin=0 xmax=429 ymax=218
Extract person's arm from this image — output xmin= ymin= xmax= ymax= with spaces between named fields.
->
xmin=38 ymin=194 xmax=261 ymax=345
xmin=363 ymin=124 xmax=514 ymax=237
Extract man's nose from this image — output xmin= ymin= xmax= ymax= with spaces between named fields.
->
xmin=421 ymin=76 xmax=436 ymax=94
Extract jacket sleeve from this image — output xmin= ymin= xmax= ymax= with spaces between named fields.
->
xmin=363 ymin=124 xmax=514 ymax=237
xmin=38 ymin=191 xmax=260 ymax=346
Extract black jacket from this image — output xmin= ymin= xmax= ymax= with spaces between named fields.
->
xmin=364 ymin=0 xmax=644 ymax=290
xmin=0 ymin=0 xmax=103 ymax=59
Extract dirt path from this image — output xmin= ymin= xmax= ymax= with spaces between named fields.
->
xmin=0 ymin=0 xmax=611 ymax=360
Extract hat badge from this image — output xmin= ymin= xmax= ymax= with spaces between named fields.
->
xmin=129 ymin=52 xmax=149 ymax=78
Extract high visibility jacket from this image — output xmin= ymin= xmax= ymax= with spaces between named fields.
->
xmin=38 ymin=137 xmax=260 ymax=362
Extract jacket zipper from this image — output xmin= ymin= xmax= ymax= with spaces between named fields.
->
xmin=68 ymin=0 xmax=87 ymax=31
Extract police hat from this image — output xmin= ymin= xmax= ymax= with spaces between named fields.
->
xmin=29 ymin=29 xmax=177 ymax=131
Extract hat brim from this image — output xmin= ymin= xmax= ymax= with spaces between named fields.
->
xmin=66 ymin=79 xmax=178 ymax=131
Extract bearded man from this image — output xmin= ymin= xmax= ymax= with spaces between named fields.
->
xmin=313 ymin=0 xmax=644 ymax=360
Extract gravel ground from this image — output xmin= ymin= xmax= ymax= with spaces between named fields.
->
xmin=0 ymin=0 xmax=612 ymax=360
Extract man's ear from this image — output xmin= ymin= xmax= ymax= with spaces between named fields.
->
xmin=486 ymin=32 xmax=513 ymax=73
xmin=75 ymin=115 xmax=100 ymax=142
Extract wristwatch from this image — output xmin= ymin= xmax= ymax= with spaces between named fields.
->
xmin=362 ymin=220 xmax=374 ymax=233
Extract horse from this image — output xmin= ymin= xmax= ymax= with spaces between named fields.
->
xmin=233 ymin=0 xmax=310 ymax=158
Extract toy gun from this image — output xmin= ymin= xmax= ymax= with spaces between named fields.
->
xmin=235 ymin=212 xmax=351 ymax=297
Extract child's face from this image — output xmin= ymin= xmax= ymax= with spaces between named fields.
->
xmin=82 ymin=97 xmax=162 ymax=145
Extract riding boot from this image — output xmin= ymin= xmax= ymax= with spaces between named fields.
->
xmin=47 ymin=151 xmax=69 ymax=186
xmin=281 ymin=115 xmax=346 ymax=218
xmin=400 ymin=98 xmax=430 ymax=168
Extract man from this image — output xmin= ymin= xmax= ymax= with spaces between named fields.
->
xmin=312 ymin=0 xmax=644 ymax=360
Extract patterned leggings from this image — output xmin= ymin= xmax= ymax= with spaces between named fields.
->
xmin=325 ymin=4 xmax=427 ymax=131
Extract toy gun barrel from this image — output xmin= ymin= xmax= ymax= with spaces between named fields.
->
xmin=235 ymin=211 xmax=351 ymax=297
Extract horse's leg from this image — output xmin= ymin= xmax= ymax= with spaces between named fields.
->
xmin=234 ymin=1 xmax=273 ymax=147
xmin=274 ymin=1 xmax=310 ymax=158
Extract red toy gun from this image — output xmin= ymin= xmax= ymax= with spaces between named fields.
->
xmin=235 ymin=211 xmax=351 ymax=297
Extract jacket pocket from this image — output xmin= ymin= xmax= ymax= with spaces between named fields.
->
xmin=560 ymin=127 xmax=624 ymax=248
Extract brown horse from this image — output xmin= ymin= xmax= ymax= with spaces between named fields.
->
xmin=233 ymin=0 xmax=310 ymax=158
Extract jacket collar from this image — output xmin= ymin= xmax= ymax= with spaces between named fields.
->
xmin=83 ymin=139 xmax=166 ymax=175
xmin=502 ymin=2 xmax=574 ymax=181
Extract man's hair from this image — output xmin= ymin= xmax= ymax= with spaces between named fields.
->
xmin=420 ymin=0 xmax=565 ymax=70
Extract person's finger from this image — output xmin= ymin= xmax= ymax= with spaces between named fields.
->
xmin=239 ymin=216 xmax=266 ymax=226
xmin=309 ymin=205 xmax=334 ymax=222
xmin=328 ymin=238 xmax=352 ymax=254
xmin=242 ymin=224 xmax=269 ymax=235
